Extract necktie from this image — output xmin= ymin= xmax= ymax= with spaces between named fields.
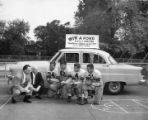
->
xmin=51 ymin=72 xmax=55 ymax=78
xmin=47 ymin=72 xmax=52 ymax=78
xmin=75 ymin=73 xmax=78 ymax=79
xmin=31 ymin=72 xmax=34 ymax=85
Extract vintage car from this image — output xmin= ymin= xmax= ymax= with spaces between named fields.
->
xmin=8 ymin=48 xmax=145 ymax=95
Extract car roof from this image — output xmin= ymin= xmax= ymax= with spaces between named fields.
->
xmin=59 ymin=48 xmax=110 ymax=57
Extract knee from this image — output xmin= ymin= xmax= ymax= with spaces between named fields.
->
xmin=82 ymin=85 xmax=87 ymax=91
xmin=50 ymin=84 xmax=57 ymax=90
xmin=77 ymin=83 xmax=82 ymax=88
xmin=66 ymin=84 xmax=71 ymax=88
xmin=13 ymin=90 xmax=21 ymax=96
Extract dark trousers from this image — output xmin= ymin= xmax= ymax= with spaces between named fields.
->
xmin=33 ymin=85 xmax=44 ymax=96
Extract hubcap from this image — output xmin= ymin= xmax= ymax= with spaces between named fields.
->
xmin=109 ymin=82 xmax=121 ymax=93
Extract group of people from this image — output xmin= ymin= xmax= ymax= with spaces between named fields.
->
xmin=9 ymin=65 xmax=44 ymax=103
xmin=9 ymin=61 xmax=104 ymax=105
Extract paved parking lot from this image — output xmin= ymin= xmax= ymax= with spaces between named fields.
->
xmin=0 ymin=76 xmax=148 ymax=120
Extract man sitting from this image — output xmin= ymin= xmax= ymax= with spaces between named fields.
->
xmin=81 ymin=63 xmax=104 ymax=105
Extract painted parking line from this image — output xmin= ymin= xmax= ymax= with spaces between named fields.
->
xmin=0 ymin=96 xmax=11 ymax=111
xmin=113 ymin=99 xmax=148 ymax=113
xmin=132 ymin=99 xmax=148 ymax=109
xmin=91 ymin=99 xmax=148 ymax=114
xmin=104 ymin=98 xmax=148 ymax=101
xmin=110 ymin=100 xmax=128 ymax=113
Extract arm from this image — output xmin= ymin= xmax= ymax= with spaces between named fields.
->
xmin=36 ymin=72 xmax=44 ymax=86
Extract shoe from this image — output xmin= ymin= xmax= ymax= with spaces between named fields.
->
xmin=93 ymin=102 xmax=100 ymax=105
xmin=35 ymin=95 xmax=42 ymax=99
xmin=67 ymin=96 xmax=71 ymax=103
xmin=80 ymin=98 xmax=88 ymax=105
xmin=77 ymin=97 xmax=81 ymax=104
xmin=84 ymin=98 xmax=88 ymax=104
xmin=23 ymin=96 xmax=32 ymax=103
xmin=11 ymin=97 xmax=17 ymax=104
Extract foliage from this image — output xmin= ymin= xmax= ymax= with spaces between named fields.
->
xmin=75 ymin=0 xmax=148 ymax=56
xmin=34 ymin=20 xmax=73 ymax=56
xmin=0 ymin=19 xmax=30 ymax=55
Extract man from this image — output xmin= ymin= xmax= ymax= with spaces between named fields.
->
xmin=47 ymin=61 xmax=60 ymax=96
xmin=57 ymin=60 xmax=72 ymax=100
xmin=11 ymin=65 xmax=37 ymax=103
xmin=82 ymin=63 xmax=103 ymax=105
xmin=66 ymin=63 xmax=86 ymax=103
xmin=31 ymin=66 xmax=44 ymax=99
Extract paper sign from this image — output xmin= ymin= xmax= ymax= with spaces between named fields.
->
xmin=66 ymin=34 xmax=99 ymax=49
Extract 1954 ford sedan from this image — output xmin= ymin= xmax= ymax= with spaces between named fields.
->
xmin=8 ymin=48 xmax=145 ymax=95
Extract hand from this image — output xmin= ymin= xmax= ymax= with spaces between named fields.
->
xmin=61 ymin=81 xmax=66 ymax=84
xmin=92 ymin=82 xmax=101 ymax=87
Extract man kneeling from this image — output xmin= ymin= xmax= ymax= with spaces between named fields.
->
xmin=66 ymin=63 xmax=86 ymax=103
xmin=81 ymin=64 xmax=104 ymax=105
xmin=47 ymin=61 xmax=60 ymax=97
xmin=10 ymin=65 xmax=38 ymax=103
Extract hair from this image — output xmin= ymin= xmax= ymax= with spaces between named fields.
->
xmin=74 ymin=63 xmax=81 ymax=68
xmin=60 ymin=60 xmax=67 ymax=65
xmin=87 ymin=63 xmax=94 ymax=69
xmin=32 ymin=65 xmax=38 ymax=71
xmin=23 ymin=64 xmax=31 ymax=71
xmin=50 ymin=61 xmax=56 ymax=66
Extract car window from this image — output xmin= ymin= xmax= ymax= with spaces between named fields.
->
xmin=83 ymin=53 xmax=90 ymax=63
xmin=93 ymin=54 xmax=106 ymax=64
xmin=59 ymin=53 xmax=79 ymax=63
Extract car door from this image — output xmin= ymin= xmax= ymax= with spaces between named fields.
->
xmin=81 ymin=52 xmax=110 ymax=83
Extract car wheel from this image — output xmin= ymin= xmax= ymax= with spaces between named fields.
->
xmin=106 ymin=82 xmax=124 ymax=95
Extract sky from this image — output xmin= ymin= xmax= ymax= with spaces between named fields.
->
xmin=0 ymin=0 xmax=79 ymax=40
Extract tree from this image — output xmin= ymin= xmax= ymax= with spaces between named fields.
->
xmin=75 ymin=0 xmax=148 ymax=56
xmin=2 ymin=19 xmax=30 ymax=55
xmin=34 ymin=20 xmax=73 ymax=56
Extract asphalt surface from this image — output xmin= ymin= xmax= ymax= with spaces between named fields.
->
xmin=0 ymin=77 xmax=148 ymax=120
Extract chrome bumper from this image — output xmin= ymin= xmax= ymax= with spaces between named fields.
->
xmin=139 ymin=79 xmax=147 ymax=85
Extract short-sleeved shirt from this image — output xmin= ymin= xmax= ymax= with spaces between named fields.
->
xmin=47 ymin=68 xmax=59 ymax=79
xmin=56 ymin=66 xmax=72 ymax=81
xmin=70 ymin=69 xmax=86 ymax=80
xmin=84 ymin=69 xmax=102 ymax=83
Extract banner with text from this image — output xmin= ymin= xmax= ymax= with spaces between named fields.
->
xmin=66 ymin=34 xmax=99 ymax=49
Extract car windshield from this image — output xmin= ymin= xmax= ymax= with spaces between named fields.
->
xmin=109 ymin=55 xmax=118 ymax=64
xmin=51 ymin=51 xmax=61 ymax=62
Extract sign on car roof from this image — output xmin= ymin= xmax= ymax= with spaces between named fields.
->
xmin=66 ymin=34 xmax=99 ymax=49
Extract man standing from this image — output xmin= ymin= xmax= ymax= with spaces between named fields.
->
xmin=66 ymin=63 xmax=86 ymax=103
xmin=31 ymin=66 xmax=44 ymax=99
xmin=82 ymin=64 xmax=103 ymax=105
xmin=10 ymin=65 xmax=35 ymax=103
